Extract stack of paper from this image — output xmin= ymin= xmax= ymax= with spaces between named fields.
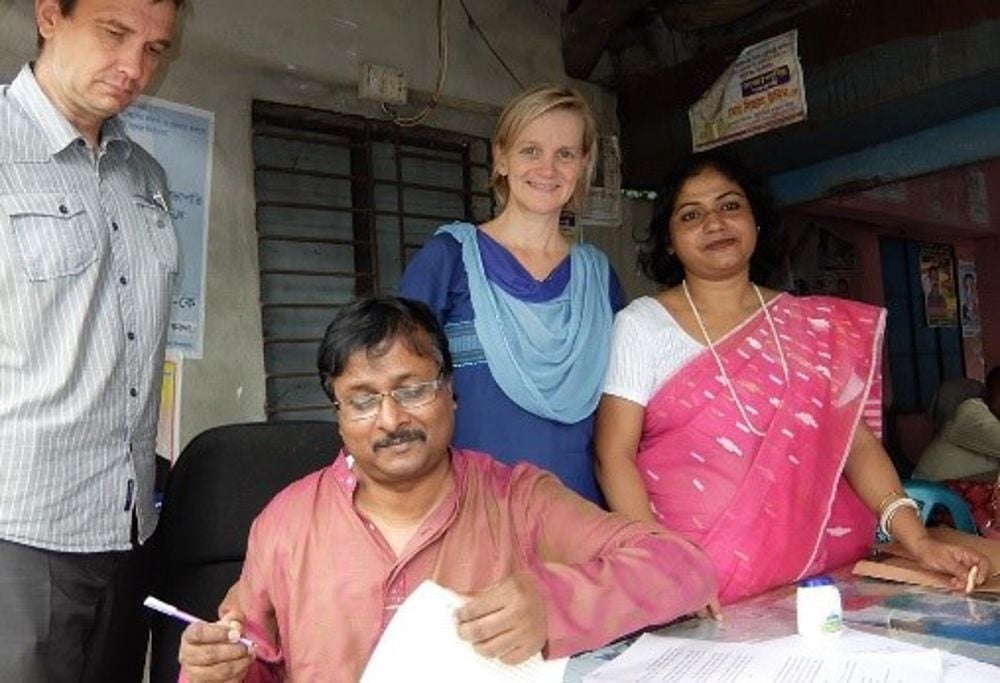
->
xmin=584 ymin=630 xmax=999 ymax=683
xmin=360 ymin=580 xmax=567 ymax=683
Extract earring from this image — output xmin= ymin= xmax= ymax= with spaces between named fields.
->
xmin=756 ymin=225 xmax=761 ymax=233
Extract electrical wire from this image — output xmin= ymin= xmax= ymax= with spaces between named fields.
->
xmin=457 ymin=0 xmax=525 ymax=89
xmin=389 ymin=0 xmax=528 ymax=126
xmin=392 ymin=0 xmax=449 ymax=127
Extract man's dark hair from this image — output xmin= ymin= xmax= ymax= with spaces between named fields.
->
xmin=637 ymin=149 xmax=785 ymax=288
xmin=55 ymin=0 xmax=185 ymax=11
xmin=317 ymin=296 xmax=453 ymax=401
xmin=38 ymin=0 xmax=186 ymax=49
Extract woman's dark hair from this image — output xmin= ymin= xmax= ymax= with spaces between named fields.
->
xmin=317 ymin=296 xmax=453 ymax=401
xmin=637 ymin=150 xmax=785 ymax=287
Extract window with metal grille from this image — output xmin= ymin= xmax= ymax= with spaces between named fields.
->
xmin=253 ymin=100 xmax=493 ymax=421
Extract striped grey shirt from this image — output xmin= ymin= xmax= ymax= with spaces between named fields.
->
xmin=0 ymin=64 xmax=177 ymax=552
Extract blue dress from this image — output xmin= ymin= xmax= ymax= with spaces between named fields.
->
xmin=400 ymin=227 xmax=624 ymax=504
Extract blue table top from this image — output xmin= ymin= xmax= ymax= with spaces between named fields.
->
xmin=567 ymin=565 xmax=1000 ymax=681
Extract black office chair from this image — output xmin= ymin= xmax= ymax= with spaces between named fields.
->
xmin=149 ymin=421 xmax=340 ymax=683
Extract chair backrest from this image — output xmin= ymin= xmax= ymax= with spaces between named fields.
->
xmin=149 ymin=421 xmax=340 ymax=683
xmin=929 ymin=378 xmax=985 ymax=432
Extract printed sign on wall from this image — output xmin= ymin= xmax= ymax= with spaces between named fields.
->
xmin=957 ymin=260 xmax=981 ymax=338
xmin=919 ymin=243 xmax=958 ymax=328
xmin=689 ymin=30 xmax=807 ymax=152
xmin=120 ymin=97 xmax=214 ymax=357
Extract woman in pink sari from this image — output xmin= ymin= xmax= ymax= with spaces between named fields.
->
xmin=595 ymin=151 xmax=990 ymax=605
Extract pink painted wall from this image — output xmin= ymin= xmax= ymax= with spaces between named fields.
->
xmin=814 ymin=159 xmax=1000 ymax=240
xmin=784 ymin=158 xmax=1000 ymax=382
xmin=974 ymin=237 xmax=1000 ymax=374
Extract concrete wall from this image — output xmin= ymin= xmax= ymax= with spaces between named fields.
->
xmin=0 ymin=0 xmax=621 ymax=448
xmin=582 ymin=197 xmax=658 ymax=303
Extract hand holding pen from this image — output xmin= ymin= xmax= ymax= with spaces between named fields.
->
xmin=144 ymin=596 xmax=255 ymax=650
xmin=146 ymin=596 xmax=256 ymax=683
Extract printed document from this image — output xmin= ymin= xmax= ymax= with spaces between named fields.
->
xmin=360 ymin=580 xmax=567 ymax=683
xmin=583 ymin=632 xmax=945 ymax=683
xmin=766 ymin=630 xmax=1000 ymax=683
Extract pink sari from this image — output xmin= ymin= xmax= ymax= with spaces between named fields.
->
xmin=638 ymin=295 xmax=885 ymax=603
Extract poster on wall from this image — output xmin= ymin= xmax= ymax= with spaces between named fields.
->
xmin=119 ymin=96 xmax=214 ymax=358
xmin=919 ymin=243 xmax=958 ymax=328
xmin=785 ymin=226 xmax=857 ymax=298
xmin=580 ymin=135 xmax=622 ymax=227
xmin=957 ymin=260 xmax=981 ymax=338
xmin=155 ymin=351 xmax=183 ymax=465
xmin=688 ymin=29 xmax=807 ymax=152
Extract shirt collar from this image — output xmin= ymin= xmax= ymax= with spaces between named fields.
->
xmin=101 ymin=115 xmax=132 ymax=157
xmin=332 ymin=446 xmax=468 ymax=496
xmin=9 ymin=63 xmax=133 ymax=159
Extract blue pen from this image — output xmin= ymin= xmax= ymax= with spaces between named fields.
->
xmin=143 ymin=595 xmax=255 ymax=650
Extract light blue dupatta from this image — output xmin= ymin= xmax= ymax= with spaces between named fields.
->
xmin=438 ymin=223 xmax=613 ymax=424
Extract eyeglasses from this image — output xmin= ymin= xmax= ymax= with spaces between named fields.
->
xmin=334 ymin=375 xmax=445 ymax=422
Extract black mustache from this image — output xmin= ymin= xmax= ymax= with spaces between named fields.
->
xmin=373 ymin=429 xmax=427 ymax=450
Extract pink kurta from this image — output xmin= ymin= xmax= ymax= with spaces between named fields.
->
xmin=637 ymin=295 xmax=884 ymax=603
xmin=194 ymin=449 xmax=716 ymax=682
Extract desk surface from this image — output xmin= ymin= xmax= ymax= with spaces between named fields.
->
xmin=567 ymin=567 xmax=1000 ymax=681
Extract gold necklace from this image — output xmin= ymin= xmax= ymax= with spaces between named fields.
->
xmin=682 ymin=280 xmax=789 ymax=437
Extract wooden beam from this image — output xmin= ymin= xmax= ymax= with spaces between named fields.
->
xmin=563 ymin=0 xmax=649 ymax=79
xmin=770 ymin=106 xmax=1000 ymax=206
xmin=661 ymin=0 xmax=774 ymax=31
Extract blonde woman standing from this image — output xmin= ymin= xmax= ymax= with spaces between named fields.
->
xmin=401 ymin=84 xmax=623 ymax=504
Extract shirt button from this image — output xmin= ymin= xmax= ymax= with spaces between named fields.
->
xmin=127 ymin=331 xmax=135 ymax=341
xmin=58 ymin=204 xmax=68 ymax=214
xmin=119 ymin=276 xmax=128 ymax=285
xmin=112 ymin=221 xmax=119 ymax=231
xmin=156 ymin=219 xmax=165 ymax=228
xmin=129 ymin=387 xmax=138 ymax=397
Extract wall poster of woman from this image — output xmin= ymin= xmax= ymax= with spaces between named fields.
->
xmin=919 ymin=243 xmax=958 ymax=328
xmin=958 ymin=260 xmax=981 ymax=337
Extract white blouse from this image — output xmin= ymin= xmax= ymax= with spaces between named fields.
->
xmin=602 ymin=296 xmax=703 ymax=407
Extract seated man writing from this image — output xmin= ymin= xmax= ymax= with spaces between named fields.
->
xmin=179 ymin=296 xmax=717 ymax=682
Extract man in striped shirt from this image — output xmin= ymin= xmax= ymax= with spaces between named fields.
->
xmin=0 ymin=1 xmax=184 ymax=680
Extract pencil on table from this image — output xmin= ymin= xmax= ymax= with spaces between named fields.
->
xmin=965 ymin=566 xmax=978 ymax=594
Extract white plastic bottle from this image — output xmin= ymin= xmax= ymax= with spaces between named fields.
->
xmin=796 ymin=575 xmax=844 ymax=638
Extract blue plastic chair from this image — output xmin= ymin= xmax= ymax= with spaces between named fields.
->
xmin=903 ymin=479 xmax=978 ymax=534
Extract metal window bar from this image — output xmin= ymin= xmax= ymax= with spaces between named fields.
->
xmin=253 ymin=100 xmax=493 ymax=420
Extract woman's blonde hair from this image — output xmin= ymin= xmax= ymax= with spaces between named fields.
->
xmin=491 ymin=83 xmax=598 ymax=212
